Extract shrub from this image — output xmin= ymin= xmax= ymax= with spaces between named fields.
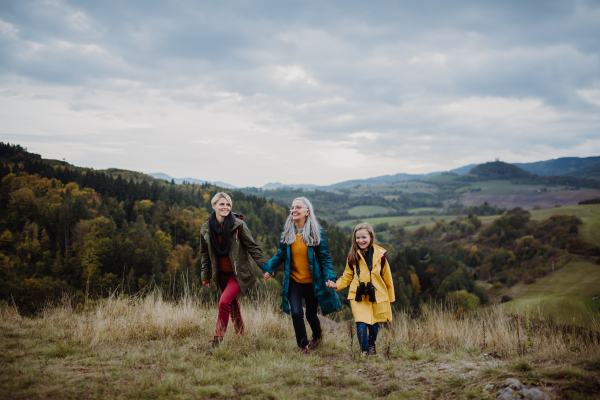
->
xmin=501 ymin=295 xmax=513 ymax=303
xmin=447 ymin=290 xmax=480 ymax=312
xmin=374 ymin=222 xmax=390 ymax=232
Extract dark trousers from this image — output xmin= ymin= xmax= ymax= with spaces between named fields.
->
xmin=288 ymin=279 xmax=322 ymax=348
xmin=356 ymin=322 xmax=379 ymax=351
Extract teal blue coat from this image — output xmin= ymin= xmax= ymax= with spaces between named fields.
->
xmin=262 ymin=228 xmax=341 ymax=316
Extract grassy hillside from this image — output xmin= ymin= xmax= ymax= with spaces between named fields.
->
xmin=338 ymin=213 xmax=501 ymax=232
xmin=503 ymin=261 xmax=600 ymax=326
xmin=530 ymin=204 xmax=600 ymax=246
xmin=2 ymin=294 xmax=599 ymax=399
xmin=347 ymin=205 xmax=393 ymax=217
xmin=454 ymin=180 xmax=563 ymax=196
xmin=338 ymin=214 xmax=452 ymax=230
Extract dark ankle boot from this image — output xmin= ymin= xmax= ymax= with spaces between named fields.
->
xmin=205 ymin=338 xmax=221 ymax=355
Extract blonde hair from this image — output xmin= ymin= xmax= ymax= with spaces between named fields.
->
xmin=211 ymin=192 xmax=233 ymax=207
xmin=348 ymin=222 xmax=376 ymax=267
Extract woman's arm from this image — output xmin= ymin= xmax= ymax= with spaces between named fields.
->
xmin=314 ymin=230 xmax=337 ymax=282
xmin=335 ymin=262 xmax=354 ymax=291
xmin=239 ymin=221 xmax=268 ymax=265
xmin=200 ymin=232 xmax=212 ymax=286
xmin=261 ymin=239 xmax=286 ymax=276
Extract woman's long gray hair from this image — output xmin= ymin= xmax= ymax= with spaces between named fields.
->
xmin=281 ymin=197 xmax=322 ymax=246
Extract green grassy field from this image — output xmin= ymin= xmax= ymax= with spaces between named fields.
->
xmin=347 ymin=205 xmax=393 ymax=217
xmin=337 ymin=215 xmax=454 ymax=230
xmin=407 ymin=207 xmax=440 ymax=214
xmin=338 ymin=204 xmax=600 ymax=243
xmin=530 ymin=204 xmax=600 ymax=246
xmin=338 ymin=214 xmax=501 ymax=231
xmin=454 ymin=180 xmax=565 ymax=196
xmin=350 ymin=180 xmax=438 ymax=195
xmin=503 ymin=261 xmax=600 ymax=326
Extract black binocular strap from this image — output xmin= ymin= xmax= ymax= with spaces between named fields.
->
xmin=349 ymin=253 xmax=387 ymax=279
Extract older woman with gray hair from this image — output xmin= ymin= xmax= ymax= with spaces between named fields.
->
xmin=262 ymin=197 xmax=341 ymax=354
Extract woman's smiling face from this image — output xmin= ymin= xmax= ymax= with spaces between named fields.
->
xmin=290 ymin=199 xmax=309 ymax=223
xmin=355 ymin=229 xmax=371 ymax=250
xmin=213 ymin=198 xmax=231 ymax=219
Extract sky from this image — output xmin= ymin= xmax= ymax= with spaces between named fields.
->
xmin=1 ymin=0 xmax=599 ymax=188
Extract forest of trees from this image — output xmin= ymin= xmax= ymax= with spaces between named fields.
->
xmin=6 ymin=142 xmax=588 ymax=317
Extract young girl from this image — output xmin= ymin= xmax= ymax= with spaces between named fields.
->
xmin=333 ymin=223 xmax=395 ymax=356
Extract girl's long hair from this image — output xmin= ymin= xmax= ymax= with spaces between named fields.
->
xmin=281 ymin=197 xmax=322 ymax=246
xmin=348 ymin=222 xmax=376 ymax=266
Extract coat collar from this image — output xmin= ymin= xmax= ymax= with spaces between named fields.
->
xmin=358 ymin=244 xmax=386 ymax=264
xmin=202 ymin=213 xmax=243 ymax=235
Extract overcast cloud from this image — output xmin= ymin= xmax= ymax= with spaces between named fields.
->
xmin=1 ymin=0 xmax=599 ymax=187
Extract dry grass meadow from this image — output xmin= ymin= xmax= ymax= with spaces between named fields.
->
xmin=1 ymin=290 xmax=600 ymax=399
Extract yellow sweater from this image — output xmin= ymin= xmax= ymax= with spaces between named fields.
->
xmin=290 ymin=232 xmax=312 ymax=284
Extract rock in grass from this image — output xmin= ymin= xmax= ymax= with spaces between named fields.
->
xmin=494 ymin=378 xmax=548 ymax=400
xmin=483 ymin=384 xmax=495 ymax=392
xmin=496 ymin=387 xmax=518 ymax=400
xmin=497 ymin=378 xmax=523 ymax=391
xmin=520 ymin=388 xmax=547 ymax=400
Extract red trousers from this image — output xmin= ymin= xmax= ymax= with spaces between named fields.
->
xmin=214 ymin=273 xmax=245 ymax=339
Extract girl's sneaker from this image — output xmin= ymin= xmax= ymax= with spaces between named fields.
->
xmin=297 ymin=346 xmax=310 ymax=355
xmin=368 ymin=341 xmax=376 ymax=355
xmin=360 ymin=350 xmax=369 ymax=357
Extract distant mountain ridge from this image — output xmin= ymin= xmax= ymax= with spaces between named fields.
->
xmin=151 ymin=156 xmax=600 ymax=191
xmin=515 ymin=156 xmax=600 ymax=176
xmin=149 ymin=173 xmax=236 ymax=189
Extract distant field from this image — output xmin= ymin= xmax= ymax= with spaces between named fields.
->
xmin=423 ymin=174 xmax=460 ymax=183
xmin=503 ymin=261 xmax=600 ymax=326
xmin=338 ymin=214 xmax=455 ymax=230
xmin=351 ymin=180 xmax=438 ymax=195
xmin=408 ymin=207 xmax=440 ymax=214
xmin=338 ymin=204 xmax=600 ymax=247
xmin=347 ymin=205 xmax=393 ymax=217
xmin=455 ymin=180 xmax=565 ymax=196
xmin=460 ymin=187 xmax=600 ymax=211
xmin=338 ymin=212 xmax=504 ymax=231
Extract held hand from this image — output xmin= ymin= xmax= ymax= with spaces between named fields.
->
xmin=263 ymin=272 xmax=272 ymax=280
xmin=326 ymin=280 xmax=337 ymax=289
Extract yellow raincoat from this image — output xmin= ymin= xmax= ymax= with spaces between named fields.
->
xmin=335 ymin=244 xmax=395 ymax=324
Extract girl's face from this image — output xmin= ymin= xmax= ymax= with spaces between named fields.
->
xmin=355 ymin=229 xmax=371 ymax=250
xmin=213 ymin=198 xmax=231 ymax=218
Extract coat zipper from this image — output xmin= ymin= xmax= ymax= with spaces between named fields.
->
xmin=234 ymin=262 xmax=237 ymax=274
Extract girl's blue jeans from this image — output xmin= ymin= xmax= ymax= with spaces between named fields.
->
xmin=356 ymin=322 xmax=379 ymax=351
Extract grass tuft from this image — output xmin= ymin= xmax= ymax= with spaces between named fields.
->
xmin=512 ymin=358 xmax=534 ymax=372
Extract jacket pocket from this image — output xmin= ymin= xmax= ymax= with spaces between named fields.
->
xmin=376 ymin=294 xmax=389 ymax=303
xmin=373 ymin=301 xmax=391 ymax=320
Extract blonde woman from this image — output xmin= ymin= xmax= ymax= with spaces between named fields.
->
xmin=333 ymin=222 xmax=395 ymax=356
xmin=200 ymin=192 xmax=268 ymax=353
xmin=262 ymin=197 xmax=341 ymax=354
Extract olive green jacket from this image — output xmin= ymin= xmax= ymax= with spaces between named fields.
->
xmin=200 ymin=213 xmax=268 ymax=291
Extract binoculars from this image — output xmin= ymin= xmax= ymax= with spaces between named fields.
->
xmin=355 ymin=282 xmax=376 ymax=302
